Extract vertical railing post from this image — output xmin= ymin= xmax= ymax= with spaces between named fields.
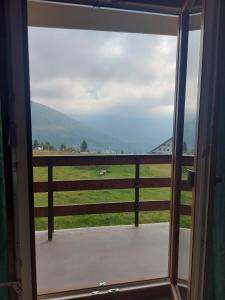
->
xmin=134 ymin=158 xmax=140 ymax=227
xmin=48 ymin=160 xmax=54 ymax=241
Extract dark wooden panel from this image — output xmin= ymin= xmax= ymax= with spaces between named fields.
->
xmin=34 ymin=200 xmax=172 ymax=217
xmin=135 ymin=161 xmax=140 ymax=226
xmin=34 ymin=201 xmax=191 ymax=218
xmin=140 ymin=178 xmax=171 ymax=188
xmin=181 ymin=155 xmax=194 ymax=166
xmin=48 ymin=164 xmax=54 ymax=240
xmin=32 ymin=154 xmax=172 ymax=167
xmin=35 ymin=202 xmax=133 ymax=217
xmin=140 ymin=200 xmax=171 ymax=211
xmin=180 ymin=204 xmax=192 ymax=215
xmin=33 ymin=154 xmax=193 ymax=167
xmin=33 ymin=177 xmax=172 ymax=193
xmin=54 ymin=178 xmax=134 ymax=191
xmin=33 ymin=181 xmax=48 ymax=193
xmin=180 ymin=180 xmax=192 ymax=191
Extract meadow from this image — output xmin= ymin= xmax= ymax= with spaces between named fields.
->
xmin=33 ymin=151 xmax=192 ymax=230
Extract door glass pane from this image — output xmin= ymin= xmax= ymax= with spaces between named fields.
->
xmin=28 ymin=10 xmax=178 ymax=294
xmin=177 ymin=13 xmax=202 ymax=294
xmin=0 ymin=104 xmax=9 ymax=300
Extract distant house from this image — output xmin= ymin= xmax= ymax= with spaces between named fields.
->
xmin=33 ymin=146 xmax=43 ymax=151
xmin=151 ymin=138 xmax=173 ymax=154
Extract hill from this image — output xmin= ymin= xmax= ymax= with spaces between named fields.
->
xmin=31 ymin=101 xmax=130 ymax=152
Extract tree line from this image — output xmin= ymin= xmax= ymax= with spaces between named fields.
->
xmin=33 ymin=139 xmax=89 ymax=152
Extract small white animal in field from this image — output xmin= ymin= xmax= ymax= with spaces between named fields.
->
xmin=99 ymin=170 xmax=107 ymax=176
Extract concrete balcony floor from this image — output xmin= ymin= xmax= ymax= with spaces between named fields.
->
xmin=35 ymin=223 xmax=190 ymax=295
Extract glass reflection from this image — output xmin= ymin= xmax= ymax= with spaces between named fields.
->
xmin=177 ymin=12 xmax=202 ymax=298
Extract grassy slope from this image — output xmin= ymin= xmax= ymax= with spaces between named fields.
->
xmin=33 ymin=151 xmax=192 ymax=230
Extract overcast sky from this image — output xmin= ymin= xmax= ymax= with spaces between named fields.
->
xmin=28 ymin=27 xmax=177 ymax=149
xmin=28 ymin=27 xmax=176 ymax=115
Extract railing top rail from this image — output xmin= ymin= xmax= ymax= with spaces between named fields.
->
xmin=33 ymin=154 xmax=194 ymax=167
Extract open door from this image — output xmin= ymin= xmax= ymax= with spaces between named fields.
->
xmin=1 ymin=0 xmax=224 ymax=299
xmin=170 ymin=1 xmax=203 ymax=299
xmin=0 ymin=0 xmax=37 ymax=299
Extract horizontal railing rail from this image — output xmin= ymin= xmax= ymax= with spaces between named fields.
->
xmin=33 ymin=178 xmax=191 ymax=193
xmin=33 ymin=154 xmax=193 ymax=166
xmin=33 ymin=154 xmax=194 ymax=240
xmin=34 ymin=201 xmax=192 ymax=217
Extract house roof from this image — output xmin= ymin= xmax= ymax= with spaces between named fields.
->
xmin=151 ymin=137 xmax=173 ymax=152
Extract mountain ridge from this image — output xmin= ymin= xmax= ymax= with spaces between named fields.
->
xmin=31 ymin=101 xmax=131 ymax=152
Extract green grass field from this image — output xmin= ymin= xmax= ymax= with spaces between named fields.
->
xmin=33 ymin=151 xmax=192 ymax=230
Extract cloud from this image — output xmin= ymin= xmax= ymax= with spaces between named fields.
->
xmin=28 ymin=27 xmax=177 ymax=120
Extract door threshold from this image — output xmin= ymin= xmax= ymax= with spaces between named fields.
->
xmin=38 ymin=278 xmax=170 ymax=299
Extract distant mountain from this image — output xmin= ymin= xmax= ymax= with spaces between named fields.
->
xmin=31 ymin=102 xmax=130 ymax=152
xmin=78 ymin=114 xmax=174 ymax=153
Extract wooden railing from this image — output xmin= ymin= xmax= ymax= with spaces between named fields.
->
xmin=33 ymin=154 xmax=193 ymax=240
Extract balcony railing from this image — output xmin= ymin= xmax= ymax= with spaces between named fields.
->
xmin=33 ymin=154 xmax=193 ymax=240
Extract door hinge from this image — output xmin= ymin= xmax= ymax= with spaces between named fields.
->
xmin=0 ymin=281 xmax=22 ymax=295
